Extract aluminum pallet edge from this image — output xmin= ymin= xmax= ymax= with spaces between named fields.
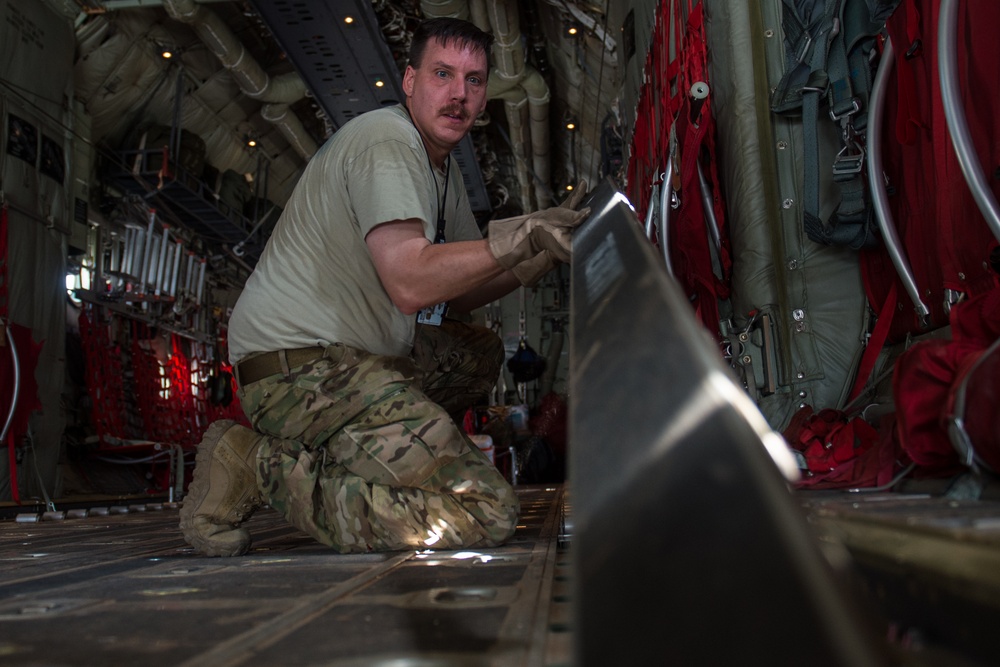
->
xmin=567 ymin=178 xmax=888 ymax=666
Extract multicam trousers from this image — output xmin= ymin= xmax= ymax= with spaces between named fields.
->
xmin=236 ymin=320 xmax=519 ymax=553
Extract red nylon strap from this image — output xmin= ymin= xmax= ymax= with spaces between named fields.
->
xmin=928 ymin=1 xmax=966 ymax=294
xmin=627 ymin=0 xmax=674 ymax=217
xmin=624 ymin=0 xmax=731 ymax=336
xmin=848 ymin=281 xmax=898 ymax=405
xmin=892 ymin=0 xmax=923 ymax=145
xmin=158 ymin=146 xmax=171 ymax=187
xmin=667 ymin=0 xmax=731 ymax=330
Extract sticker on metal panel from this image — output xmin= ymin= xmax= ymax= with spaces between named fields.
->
xmin=584 ymin=231 xmax=623 ymax=304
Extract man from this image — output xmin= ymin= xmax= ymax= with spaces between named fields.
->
xmin=180 ymin=18 xmax=588 ymax=556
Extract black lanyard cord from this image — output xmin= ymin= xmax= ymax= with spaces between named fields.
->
xmin=428 ymin=153 xmax=450 ymax=244
xmin=403 ymin=104 xmax=450 ymax=244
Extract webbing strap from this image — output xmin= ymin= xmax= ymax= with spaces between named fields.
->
xmin=786 ymin=7 xmax=837 ymax=245
xmin=847 ymin=281 xmax=897 ymax=404
xmin=803 ymin=179 xmax=875 ymax=248
xmin=773 ymin=0 xmax=839 ymax=113
xmin=800 ymin=0 xmax=842 ymax=242
xmin=782 ymin=0 xmax=896 ymax=248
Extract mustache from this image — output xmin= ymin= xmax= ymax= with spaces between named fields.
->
xmin=441 ymin=105 xmax=469 ymax=120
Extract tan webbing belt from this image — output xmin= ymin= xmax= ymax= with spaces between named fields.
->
xmin=233 ymin=346 xmax=325 ymax=386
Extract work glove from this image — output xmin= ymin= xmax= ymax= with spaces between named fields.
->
xmin=490 ymin=180 xmax=591 ymax=286
xmin=511 ymin=250 xmax=559 ymax=287
xmin=488 ymin=205 xmax=590 ymax=270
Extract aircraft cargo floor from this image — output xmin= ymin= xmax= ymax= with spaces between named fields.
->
xmin=0 ymin=486 xmax=569 ymax=667
xmin=4 ymin=482 xmax=1000 ymax=666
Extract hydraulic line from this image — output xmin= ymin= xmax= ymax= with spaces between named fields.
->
xmin=867 ymin=37 xmax=931 ymax=325
xmin=1 ymin=323 xmax=21 ymax=447
xmin=2 ymin=322 xmax=22 ymax=504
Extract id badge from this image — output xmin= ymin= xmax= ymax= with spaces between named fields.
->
xmin=417 ymin=301 xmax=448 ymax=326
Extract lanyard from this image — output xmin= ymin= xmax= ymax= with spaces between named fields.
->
xmin=403 ymin=104 xmax=450 ymax=244
xmin=429 ymin=154 xmax=450 ymax=244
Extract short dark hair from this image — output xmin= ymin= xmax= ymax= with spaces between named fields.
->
xmin=409 ymin=18 xmax=493 ymax=71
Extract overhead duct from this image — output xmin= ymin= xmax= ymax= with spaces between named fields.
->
xmin=521 ymin=67 xmax=552 ymax=209
xmin=420 ymin=0 xmax=469 ymax=19
xmin=469 ymin=0 xmax=491 ymax=31
xmin=485 ymin=0 xmax=552 ymax=210
xmin=421 ymin=0 xmax=552 ymax=211
xmin=71 ymin=11 xmax=299 ymax=204
xmin=162 ymin=0 xmax=317 ymax=160
xmin=487 ymin=0 xmax=524 ymax=81
xmin=260 ymin=103 xmax=318 ymax=163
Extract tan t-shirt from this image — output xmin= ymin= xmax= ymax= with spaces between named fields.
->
xmin=228 ymin=105 xmax=482 ymax=362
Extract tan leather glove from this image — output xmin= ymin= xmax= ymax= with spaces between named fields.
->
xmin=511 ymin=250 xmax=559 ymax=287
xmin=488 ymin=205 xmax=590 ymax=269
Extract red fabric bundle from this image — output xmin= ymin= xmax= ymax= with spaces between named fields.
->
xmin=783 ymin=406 xmax=902 ymax=489
xmin=893 ymin=282 xmax=1000 ymax=471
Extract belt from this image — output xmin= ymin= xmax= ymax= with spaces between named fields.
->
xmin=234 ymin=346 xmax=326 ymax=386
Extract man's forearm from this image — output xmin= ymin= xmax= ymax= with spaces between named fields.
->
xmin=449 ymin=270 xmax=521 ymax=314
xmin=367 ymin=221 xmax=507 ymax=314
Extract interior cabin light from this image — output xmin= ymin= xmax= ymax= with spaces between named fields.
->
xmin=344 ymin=16 xmax=354 ymax=24
xmin=567 ymin=25 xmax=578 ymax=36
xmin=566 ymin=121 xmax=576 ymax=130
xmin=375 ymin=80 xmax=385 ymax=88
xmin=160 ymin=44 xmax=184 ymax=60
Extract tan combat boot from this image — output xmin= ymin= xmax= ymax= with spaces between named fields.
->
xmin=179 ymin=420 xmax=264 ymax=557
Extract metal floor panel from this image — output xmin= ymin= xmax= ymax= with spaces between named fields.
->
xmin=801 ymin=491 xmax=1000 ymax=666
xmin=0 ymin=487 xmax=566 ymax=667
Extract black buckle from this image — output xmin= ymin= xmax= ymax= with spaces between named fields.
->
xmin=829 ymin=97 xmax=861 ymax=121
xmin=833 ymin=142 xmax=865 ymax=177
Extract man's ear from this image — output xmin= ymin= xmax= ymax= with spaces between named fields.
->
xmin=402 ymin=65 xmax=415 ymax=96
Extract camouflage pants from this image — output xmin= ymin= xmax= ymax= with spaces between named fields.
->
xmin=237 ymin=320 xmax=519 ymax=553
